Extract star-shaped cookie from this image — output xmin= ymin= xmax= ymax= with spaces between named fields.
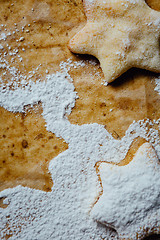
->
xmin=69 ymin=0 xmax=160 ymax=83
xmin=91 ymin=143 xmax=160 ymax=239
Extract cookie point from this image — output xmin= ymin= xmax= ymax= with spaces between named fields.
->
xmin=68 ymin=38 xmax=75 ymax=52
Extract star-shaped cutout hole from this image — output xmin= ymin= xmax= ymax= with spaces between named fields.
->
xmin=91 ymin=142 xmax=160 ymax=239
xmin=69 ymin=0 xmax=160 ymax=83
xmin=0 ymin=105 xmax=68 ymax=192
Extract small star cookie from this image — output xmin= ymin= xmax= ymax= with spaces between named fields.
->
xmin=91 ymin=143 xmax=160 ymax=239
xmin=69 ymin=0 xmax=160 ymax=83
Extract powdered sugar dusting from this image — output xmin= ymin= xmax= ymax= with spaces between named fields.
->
xmin=0 ymin=58 xmax=160 ymax=239
xmin=0 ymin=67 xmax=76 ymax=119
xmin=154 ymin=76 xmax=160 ymax=95
xmin=0 ymin=58 xmax=117 ymax=240
xmin=91 ymin=143 xmax=160 ymax=239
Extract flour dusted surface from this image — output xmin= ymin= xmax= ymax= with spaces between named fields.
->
xmin=91 ymin=143 xmax=160 ymax=239
xmin=0 ymin=58 xmax=160 ymax=239
xmin=0 ymin=0 xmax=160 ymax=238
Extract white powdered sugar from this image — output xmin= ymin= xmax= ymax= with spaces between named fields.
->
xmin=154 ymin=76 xmax=160 ymax=95
xmin=0 ymin=23 xmax=160 ymax=240
xmin=0 ymin=59 xmax=117 ymax=240
xmin=91 ymin=142 xmax=160 ymax=239
xmin=0 ymin=67 xmax=76 ymax=119
xmin=0 ymin=58 xmax=160 ymax=239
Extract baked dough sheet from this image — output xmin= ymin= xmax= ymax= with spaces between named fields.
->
xmin=0 ymin=0 xmax=160 ymax=239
